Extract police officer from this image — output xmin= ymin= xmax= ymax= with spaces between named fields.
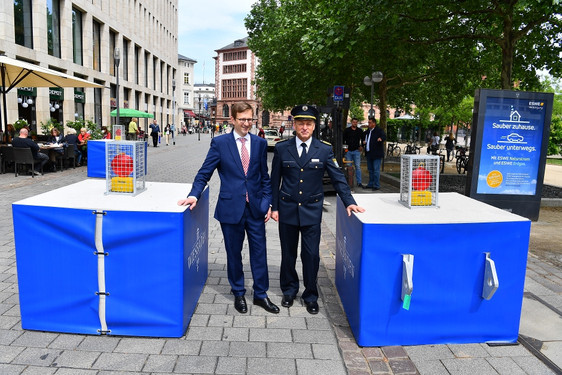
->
xmin=270 ymin=105 xmax=365 ymax=314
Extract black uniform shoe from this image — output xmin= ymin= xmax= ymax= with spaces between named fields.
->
xmin=281 ymin=295 xmax=296 ymax=308
xmin=253 ymin=297 xmax=280 ymax=314
xmin=234 ymin=296 xmax=247 ymax=314
xmin=305 ymin=300 xmax=319 ymax=314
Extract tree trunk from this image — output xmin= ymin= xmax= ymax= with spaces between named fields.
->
xmin=378 ymin=79 xmax=388 ymax=134
xmin=501 ymin=12 xmax=514 ymax=90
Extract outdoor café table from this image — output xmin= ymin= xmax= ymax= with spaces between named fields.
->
xmin=12 ymin=179 xmax=209 ymax=337
xmin=335 ymin=192 xmax=530 ymax=346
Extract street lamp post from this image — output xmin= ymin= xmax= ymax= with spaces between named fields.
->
xmin=198 ymin=94 xmax=202 ymax=142
xmin=114 ymin=48 xmax=121 ymax=128
xmin=172 ymin=79 xmax=176 ymax=145
xmin=363 ymin=71 xmax=383 ymax=118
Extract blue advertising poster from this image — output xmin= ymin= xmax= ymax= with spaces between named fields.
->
xmin=476 ymin=97 xmax=547 ymax=195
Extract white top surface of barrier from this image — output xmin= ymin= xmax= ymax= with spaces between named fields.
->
xmin=13 ymin=179 xmax=194 ymax=213
xmin=352 ymin=192 xmax=529 ymax=224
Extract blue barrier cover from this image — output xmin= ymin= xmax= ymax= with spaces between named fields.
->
xmin=336 ymin=193 xmax=530 ymax=346
xmin=13 ymin=180 xmax=208 ymax=337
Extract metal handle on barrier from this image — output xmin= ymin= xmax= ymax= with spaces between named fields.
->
xmin=402 ymin=254 xmax=414 ymax=309
xmin=482 ymin=252 xmax=499 ymax=300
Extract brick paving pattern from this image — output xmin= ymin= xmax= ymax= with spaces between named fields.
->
xmin=0 ymin=132 xmax=559 ymax=374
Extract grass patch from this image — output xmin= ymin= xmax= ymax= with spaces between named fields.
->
xmin=547 ymin=158 xmax=562 ymax=166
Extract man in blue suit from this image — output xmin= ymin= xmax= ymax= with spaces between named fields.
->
xmin=178 ymin=102 xmax=279 ymax=314
xmin=270 ymin=105 xmax=365 ymax=314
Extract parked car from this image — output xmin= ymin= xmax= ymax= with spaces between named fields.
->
xmin=264 ymin=129 xmax=281 ymax=150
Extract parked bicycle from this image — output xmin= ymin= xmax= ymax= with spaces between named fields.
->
xmin=456 ymin=146 xmax=469 ymax=174
xmin=386 ymin=142 xmax=401 ymax=157
xmin=404 ymin=142 xmax=421 ymax=154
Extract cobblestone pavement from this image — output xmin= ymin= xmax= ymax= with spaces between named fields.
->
xmin=0 ymin=133 xmax=560 ymax=374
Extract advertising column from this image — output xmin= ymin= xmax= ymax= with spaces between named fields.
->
xmin=467 ymin=89 xmax=554 ymax=220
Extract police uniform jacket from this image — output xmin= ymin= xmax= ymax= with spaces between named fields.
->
xmin=271 ymin=137 xmax=356 ymax=227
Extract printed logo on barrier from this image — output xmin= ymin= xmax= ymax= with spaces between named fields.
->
xmin=188 ymin=227 xmax=207 ymax=272
xmin=337 ymin=235 xmax=355 ymax=279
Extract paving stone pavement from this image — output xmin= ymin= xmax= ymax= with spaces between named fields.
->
xmin=0 ymin=132 xmax=559 ymax=375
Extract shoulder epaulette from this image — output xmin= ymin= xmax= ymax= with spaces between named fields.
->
xmin=277 ymin=138 xmax=290 ymax=143
xmin=320 ymin=140 xmax=332 ymax=146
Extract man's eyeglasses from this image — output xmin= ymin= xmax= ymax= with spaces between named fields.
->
xmin=237 ymin=118 xmax=253 ymax=123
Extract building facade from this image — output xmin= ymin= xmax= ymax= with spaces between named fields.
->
xmin=176 ymin=53 xmax=196 ymax=127
xmin=193 ymin=83 xmax=215 ymax=124
xmin=0 ymin=0 xmax=178 ymax=135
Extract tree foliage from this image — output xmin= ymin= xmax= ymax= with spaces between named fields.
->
xmin=245 ymin=0 xmax=561 ymax=134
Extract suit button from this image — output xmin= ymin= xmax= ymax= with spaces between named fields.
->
xmin=300 ymin=168 xmax=304 ymax=172
xmin=300 ymin=180 xmax=303 ymax=183
xmin=298 ymin=203 xmax=302 ymax=206
xmin=299 ymin=191 xmax=302 ymax=195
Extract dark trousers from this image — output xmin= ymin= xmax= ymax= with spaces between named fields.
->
xmin=151 ymin=133 xmax=158 ymax=147
xmin=220 ymin=204 xmax=269 ymax=299
xmin=279 ymin=221 xmax=321 ymax=303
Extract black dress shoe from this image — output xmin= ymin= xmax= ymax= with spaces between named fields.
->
xmin=304 ymin=300 xmax=319 ymax=314
xmin=234 ymin=296 xmax=247 ymax=314
xmin=253 ymin=297 xmax=280 ymax=314
xmin=281 ymin=295 xmax=296 ymax=308
xmin=357 ymin=183 xmax=365 ymax=188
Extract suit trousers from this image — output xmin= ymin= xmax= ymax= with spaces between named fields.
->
xmin=220 ymin=203 xmax=269 ymax=299
xmin=279 ymin=221 xmax=321 ymax=303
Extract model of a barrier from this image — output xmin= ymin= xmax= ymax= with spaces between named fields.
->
xmin=336 ymin=192 xmax=530 ymax=346
xmin=87 ymin=140 xmax=147 ymax=178
xmin=12 ymin=179 xmax=208 ymax=337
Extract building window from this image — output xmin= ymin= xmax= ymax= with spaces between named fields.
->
xmin=109 ymin=30 xmax=116 ymax=76
xmin=183 ymin=91 xmax=189 ymax=105
xmin=135 ymin=45 xmax=140 ymax=85
xmin=221 ymin=79 xmax=247 ymax=99
xmin=47 ymin=0 xmax=61 ymax=57
xmin=144 ymin=52 xmax=149 ymax=87
xmin=72 ymin=8 xmax=83 ymax=65
xmin=94 ymin=86 xmax=102 ymax=126
xmin=14 ymin=0 xmax=33 ymax=48
xmin=92 ymin=20 xmax=101 ymax=72
xmin=184 ymin=73 xmax=189 ymax=85
xmin=223 ymin=64 xmax=247 ymax=74
xmin=223 ymin=51 xmax=247 ymax=62
xmin=222 ymin=104 xmax=229 ymax=118
xmin=153 ymin=57 xmax=157 ymax=90
xmin=122 ymin=39 xmax=129 ymax=81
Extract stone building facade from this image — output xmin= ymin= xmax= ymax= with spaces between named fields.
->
xmin=0 ymin=0 xmax=178 ymax=135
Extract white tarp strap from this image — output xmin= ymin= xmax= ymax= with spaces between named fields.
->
xmin=93 ymin=210 xmax=109 ymax=334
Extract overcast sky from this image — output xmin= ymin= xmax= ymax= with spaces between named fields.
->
xmin=177 ymin=0 xmax=256 ymax=84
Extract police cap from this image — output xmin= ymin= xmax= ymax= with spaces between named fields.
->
xmin=291 ymin=105 xmax=319 ymax=121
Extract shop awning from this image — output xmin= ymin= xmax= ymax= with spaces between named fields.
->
xmin=183 ymin=110 xmax=196 ymax=117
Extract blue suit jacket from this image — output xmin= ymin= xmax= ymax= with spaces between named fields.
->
xmin=271 ymin=137 xmax=356 ymax=226
xmin=188 ymin=132 xmax=272 ymax=224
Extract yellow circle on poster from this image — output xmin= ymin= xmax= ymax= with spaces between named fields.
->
xmin=486 ymin=170 xmax=503 ymax=188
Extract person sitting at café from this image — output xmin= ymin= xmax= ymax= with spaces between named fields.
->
xmin=78 ymin=127 xmax=90 ymax=162
xmin=47 ymin=127 xmax=64 ymax=144
xmin=12 ymin=128 xmax=49 ymax=175
xmin=101 ymin=126 xmax=112 ymax=139
xmin=2 ymin=124 xmax=15 ymax=144
xmin=45 ymin=127 xmax=65 ymax=170
xmin=64 ymin=128 xmax=82 ymax=166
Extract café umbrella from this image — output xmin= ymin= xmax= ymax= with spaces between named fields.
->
xmin=110 ymin=108 xmax=154 ymax=118
xmin=0 ymin=54 xmax=103 ymax=132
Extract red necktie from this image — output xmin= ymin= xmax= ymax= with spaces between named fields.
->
xmin=240 ymin=137 xmax=249 ymax=201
